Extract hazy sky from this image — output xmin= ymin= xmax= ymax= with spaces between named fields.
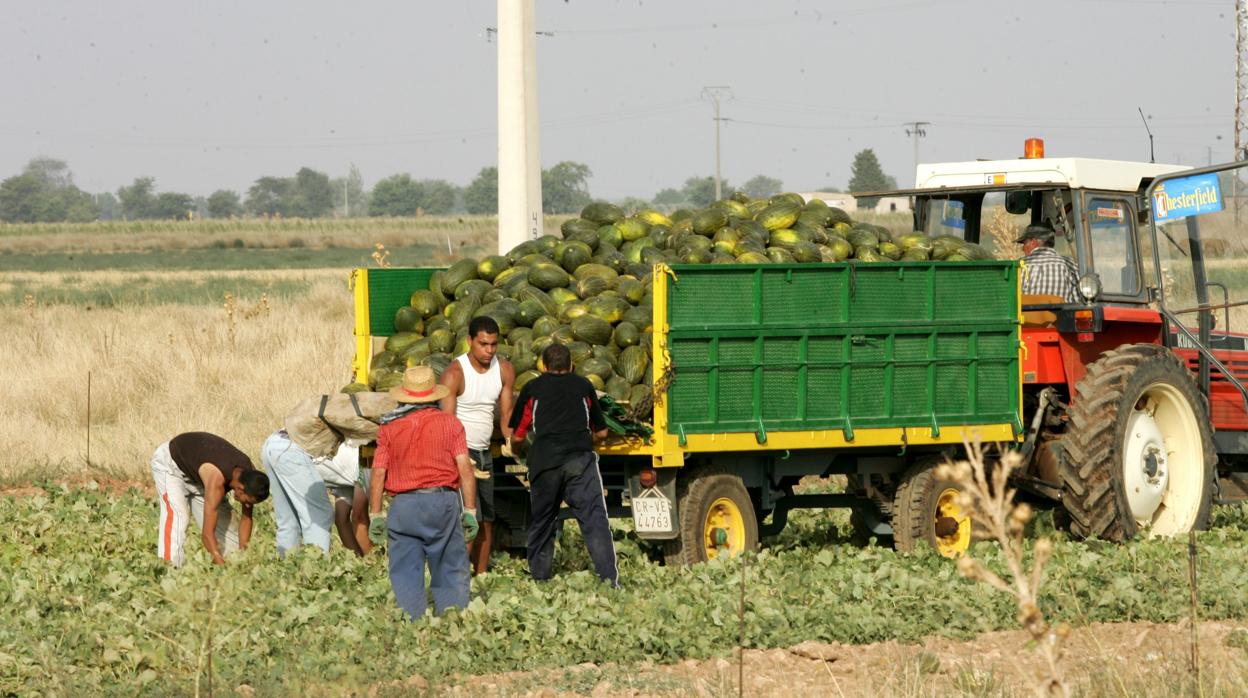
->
xmin=0 ymin=0 xmax=1232 ymax=201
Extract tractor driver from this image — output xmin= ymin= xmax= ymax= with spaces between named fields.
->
xmin=1018 ymin=221 xmax=1080 ymax=303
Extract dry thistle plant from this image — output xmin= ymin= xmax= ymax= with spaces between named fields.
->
xmin=23 ymin=293 xmax=36 ymax=318
xmin=987 ymin=207 xmax=1024 ymax=260
xmin=371 ymin=242 xmax=392 ymax=268
xmin=936 ymin=441 xmax=1069 ymax=697
xmin=222 ymin=292 xmax=237 ymax=349
xmin=240 ymin=292 xmax=271 ymax=320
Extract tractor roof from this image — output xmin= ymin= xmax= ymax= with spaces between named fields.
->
xmin=914 ymin=157 xmax=1189 ymax=193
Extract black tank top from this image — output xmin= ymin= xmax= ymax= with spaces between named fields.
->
xmin=169 ymin=432 xmax=253 ymax=488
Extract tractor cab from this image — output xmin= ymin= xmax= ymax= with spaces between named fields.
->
xmin=854 ymin=144 xmax=1248 ymax=542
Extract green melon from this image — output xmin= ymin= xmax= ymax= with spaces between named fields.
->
xmin=615 ymin=277 xmax=645 ymax=304
xmin=581 ymin=201 xmax=625 ymax=225
xmin=622 ymin=305 xmax=652 ymax=330
xmin=394 ymin=306 xmax=423 ymax=333
xmin=561 ymin=218 xmax=600 ymax=238
xmin=571 ymin=315 xmax=613 ymax=346
xmin=409 ymin=290 xmax=443 ymax=318
xmin=770 ymin=192 xmax=806 ymax=206
xmin=555 ymin=240 xmax=594 ymax=272
xmin=575 ymin=274 xmax=612 ymax=300
xmin=585 ymin=296 xmax=630 ymax=324
xmin=637 ymin=209 xmax=673 ymax=227
xmin=735 ymin=251 xmax=770 ymax=264
xmin=427 ymin=328 xmax=455 ymax=354
xmin=575 ymin=357 xmax=614 ymax=382
xmin=556 ymin=300 xmax=589 ymax=324
xmin=528 ymin=263 xmax=571 ymax=290
xmin=442 ymin=258 xmax=479 ymax=292
xmin=766 ymin=247 xmax=796 ymax=263
xmin=606 ymin=375 xmax=631 ymax=402
xmin=532 ymin=315 xmax=561 ymax=338
xmin=477 ymin=255 xmax=511 ymax=282
xmin=384 ymin=332 xmax=422 ymax=354
xmin=617 ymin=217 xmax=650 ymax=242
xmin=454 ymin=279 xmax=492 ymax=301
xmin=372 ymin=350 xmax=399 ymax=369
xmin=612 ymin=321 xmax=640 ymax=348
xmin=617 ymin=346 xmax=649 ymax=384
xmin=692 ymin=208 xmax=729 ymax=235
xmin=757 ymin=202 xmax=802 ymax=231
xmin=628 ymin=384 xmax=650 ymax=407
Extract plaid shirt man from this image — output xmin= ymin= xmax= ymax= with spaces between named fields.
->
xmin=1022 ymin=247 xmax=1079 ymax=302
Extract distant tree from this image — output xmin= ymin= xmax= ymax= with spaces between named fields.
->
xmin=332 ymin=164 xmax=367 ymax=217
xmin=541 ymin=161 xmax=593 ymax=214
xmin=289 ymin=167 xmax=334 ymax=218
xmin=245 ymin=176 xmax=293 ymax=217
xmin=118 ymin=177 xmax=158 ymax=219
xmin=680 ymin=176 xmax=731 ymax=208
xmin=418 ymin=180 xmax=456 ymax=215
xmin=741 ymin=175 xmax=783 ymax=200
xmin=369 ymin=174 xmax=422 ymax=216
xmin=848 ymin=149 xmax=891 ymax=210
xmin=652 ymin=187 xmax=685 ymax=208
xmin=816 ymin=185 xmax=843 ymax=193
xmin=464 ymin=167 xmax=498 ymax=215
xmin=0 ymin=158 xmax=98 ymax=223
xmin=95 ymin=191 xmax=119 ymax=221
xmin=153 ymin=191 xmax=195 ymax=219
xmin=206 ymin=189 xmax=242 ymax=218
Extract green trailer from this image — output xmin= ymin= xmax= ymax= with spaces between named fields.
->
xmin=349 ymin=260 xmax=1022 ymax=562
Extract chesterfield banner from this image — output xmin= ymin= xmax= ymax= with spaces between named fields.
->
xmin=1152 ymin=172 xmax=1222 ymax=222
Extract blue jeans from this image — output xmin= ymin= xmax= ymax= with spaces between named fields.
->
xmin=388 ymin=489 xmax=470 ymax=619
xmin=262 ymin=432 xmax=333 ymax=555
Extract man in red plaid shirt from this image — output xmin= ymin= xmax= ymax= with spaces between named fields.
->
xmin=368 ymin=367 xmax=478 ymax=619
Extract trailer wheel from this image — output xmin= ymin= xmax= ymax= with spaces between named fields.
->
xmin=892 ymin=458 xmax=972 ymax=557
xmin=1061 ymin=344 xmax=1215 ymax=541
xmin=663 ymin=466 xmax=759 ymax=566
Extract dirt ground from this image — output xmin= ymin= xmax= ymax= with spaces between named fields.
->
xmin=411 ymin=620 xmax=1248 ymax=697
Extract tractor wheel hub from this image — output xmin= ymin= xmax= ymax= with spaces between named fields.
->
xmin=1123 ymin=408 xmax=1168 ymax=521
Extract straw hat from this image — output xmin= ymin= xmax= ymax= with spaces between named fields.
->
xmin=388 ymin=366 xmax=451 ymax=404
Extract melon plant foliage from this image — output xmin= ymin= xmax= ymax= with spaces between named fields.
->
xmin=2 ymin=486 xmax=1247 ymax=693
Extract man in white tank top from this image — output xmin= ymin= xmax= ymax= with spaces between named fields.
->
xmin=439 ymin=315 xmax=515 ymax=575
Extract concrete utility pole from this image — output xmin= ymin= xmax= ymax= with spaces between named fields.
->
xmin=497 ymin=0 xmax=543 ymax=254
xmin=903 ymin=121 xmax=929 ymax=186
xmin=1236 ymin=0 xmax=1248 ymax=222
xmin=702 ymin=86 xmax=731 ymax=201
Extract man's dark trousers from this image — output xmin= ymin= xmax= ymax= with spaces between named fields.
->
xmin=526 ymin=451 xmax=618 ymax=585
xmin=387 ymin=489 xmax=470 ymax=619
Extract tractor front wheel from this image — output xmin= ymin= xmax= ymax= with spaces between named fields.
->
xmin=1060 ymin=344 xmax=1216 ymax=541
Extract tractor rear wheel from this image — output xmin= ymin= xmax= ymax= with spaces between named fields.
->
xmin=892 ymin=458 xmax=973 ymax=557
xmin=663 ymin=465 xmax=759 ymax=566
xmin=1060 ymin=344 xmax=1215 ymax=541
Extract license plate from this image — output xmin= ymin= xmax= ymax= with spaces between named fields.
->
xmin=632 ymin=495 xmax=672 ymax=533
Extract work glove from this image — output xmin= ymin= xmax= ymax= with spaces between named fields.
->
xmin=462 ymin=509 xmax=479 ymax=542
xmin=368 ymin=513 xmax=387 ymax=546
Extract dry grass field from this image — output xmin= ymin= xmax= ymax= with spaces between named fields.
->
xmin=4 ymin=269 xmax=357 ymax=482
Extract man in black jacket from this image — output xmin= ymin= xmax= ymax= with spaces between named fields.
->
xmin=509 ymin=344 xmax=617 ymax=586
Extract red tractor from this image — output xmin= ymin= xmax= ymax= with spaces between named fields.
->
xmin=885 ymin=145 xmax=1248 ymax=544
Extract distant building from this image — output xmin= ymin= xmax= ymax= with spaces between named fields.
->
xmin=797 ymin=192 xmax=913 ymax=215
